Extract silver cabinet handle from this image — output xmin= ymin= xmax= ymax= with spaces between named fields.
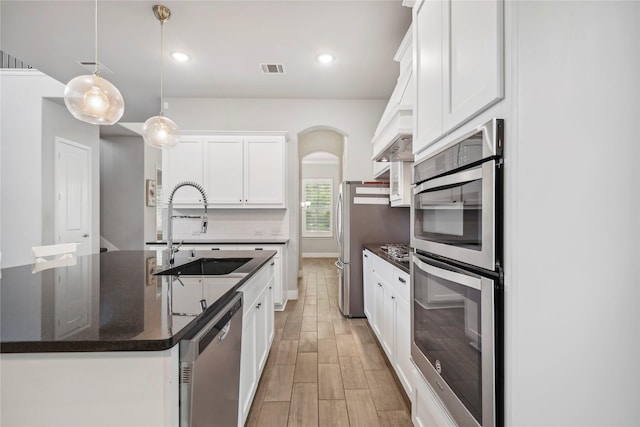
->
xmin=270 ymin=261 xmax=275 ymax=266
xmin=398 ymin=277 xmax=406 ymax=284
xmin=377 ymin=283 xmax=382 ymax=287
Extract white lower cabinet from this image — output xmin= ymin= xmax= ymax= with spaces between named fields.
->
xmin=234 ymin=244 xmax=286 ymax=311
xmin=394 ymin=295 xmax=416 ymax=401
xmin=178 ymin=243 xmax=287 ymax=311
xmin=363 ymin=251 xmax=373 ymax=319
xmin=363 ymin=250 xmax=415 ymax=401
xmin=237 ymin=261 xmax=275 ymax=427
xmin=413 ymin=369 xmax=457 ymax=427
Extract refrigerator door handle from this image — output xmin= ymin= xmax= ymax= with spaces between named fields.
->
xmin=335 ymin=187 xmax=343 ymax=248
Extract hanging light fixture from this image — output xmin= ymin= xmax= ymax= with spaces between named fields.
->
xmin=142 ymin=4 xmax=180 ymax=149
xmin=64 ymin=0 xmax=124 ymax=125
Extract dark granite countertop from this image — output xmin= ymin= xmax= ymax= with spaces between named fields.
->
xmin=146 ymin=239 xmax=289 ymax=245
xmin=363 ymin=244 xmax=411 ymax=274
xmin=0 ymin=249 xmax=275 ymax=353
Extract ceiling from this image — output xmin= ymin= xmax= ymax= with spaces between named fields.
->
xmin=0 ymin=1 xmax=412 ymax=123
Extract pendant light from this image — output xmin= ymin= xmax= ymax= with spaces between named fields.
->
xmin=142 ymin=5 xmax=180 ymax=149
xmin=64 ymin=0 xmax=124 ymax=125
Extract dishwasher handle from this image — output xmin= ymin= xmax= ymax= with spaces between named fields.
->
xmin=180 ymin=293 xmax=243 ymax=363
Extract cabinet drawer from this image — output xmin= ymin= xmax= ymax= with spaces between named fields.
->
xmin=372 ymin=254 xmax=393 ymax=284
xmin=394 ymin=269 xmax=410 ymax=303
xmin=238 ymin=262 xmax=272 ymax=309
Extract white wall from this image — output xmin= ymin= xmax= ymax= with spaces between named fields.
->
xmin=165 ymin=97 xmax=385 ymax=295
xmin=0 ymin=70 xmax=100 ymax=267
xmin=100 ymin=136 xmax=145 ymax=250
xmin=144 ymin=143 xmax=162 ymax=243
xmin=505 ymin=2 xmax=640 ymax=425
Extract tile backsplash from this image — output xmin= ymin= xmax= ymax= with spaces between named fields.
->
xmin=165 ymin=208 xmax=289 ymax=240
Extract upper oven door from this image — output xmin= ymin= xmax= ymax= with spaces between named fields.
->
xmin=411 ymin=159 xmax=497 ymax=270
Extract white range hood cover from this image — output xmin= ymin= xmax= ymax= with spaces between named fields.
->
xmin=372 ymin=26 xmax=414 ymax=162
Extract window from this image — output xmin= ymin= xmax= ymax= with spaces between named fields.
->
xmin=302 ymin=179 xmax=333 ymax=237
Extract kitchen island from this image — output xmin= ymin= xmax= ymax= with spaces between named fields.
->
xmin=0 ymin=249 xmax=276 ymax=426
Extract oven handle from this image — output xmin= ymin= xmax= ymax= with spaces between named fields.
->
xmin=412 ymin=255 xmax=481 ymax=291
xmin=414 ymin=167 xmax=482 ymax=194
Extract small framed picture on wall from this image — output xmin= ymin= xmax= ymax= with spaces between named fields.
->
xmin=146 ymin=256 xmax=157 ymax=287
xmin=146 ymin=179 xmax=157 ymax=207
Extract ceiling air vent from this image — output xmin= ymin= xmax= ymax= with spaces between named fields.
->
xmin=77 ymin=60 xmax=114 ymax=74
xmin=260 ymin=63 xmax=285 ymax=74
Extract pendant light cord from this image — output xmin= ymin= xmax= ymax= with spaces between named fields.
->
xmin=160 ymin=19 xmax=164 ymax=116
xmin=94 ymin=0 xmax=99 ymax=75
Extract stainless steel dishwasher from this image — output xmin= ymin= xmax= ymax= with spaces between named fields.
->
xmin=180 ymin=293 xmax=243 ymax=427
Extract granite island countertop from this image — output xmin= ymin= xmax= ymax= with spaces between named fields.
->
xmin=146 ymin=238 xmax=289 ymax=245
xmin=0 ymin=249 xmax=275 ymax=353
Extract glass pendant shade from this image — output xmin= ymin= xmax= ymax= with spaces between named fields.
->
xmin=142 ymin=115 xmax=180 ymax=149
xmin=64 ymin=73 xmax=124 ymax=125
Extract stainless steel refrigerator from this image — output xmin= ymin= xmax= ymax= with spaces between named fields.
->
xmin=335 ymin=181 xmax=410 ymax=317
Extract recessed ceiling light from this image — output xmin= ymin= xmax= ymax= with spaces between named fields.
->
xmin=171 ymin=51 xmax=190 ymax=62
xmin=317 ymin=53 xmax=335 ymax=64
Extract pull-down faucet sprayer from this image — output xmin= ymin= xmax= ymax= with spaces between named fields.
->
xmin=167 ymin=181 xmax=208 ymax=264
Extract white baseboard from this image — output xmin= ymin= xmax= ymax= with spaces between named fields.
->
xmin=287 ymin=289 xmax=299 ymax=300
xmin=302 ymin=252 xmax=339 ymax=258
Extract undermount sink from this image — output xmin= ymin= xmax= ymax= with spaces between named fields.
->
xmin=155 ymin=258 xmax=252 ymax=276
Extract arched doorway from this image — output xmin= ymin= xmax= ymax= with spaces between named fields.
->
xmin=297 ymin=127 xmax=347 ymax=277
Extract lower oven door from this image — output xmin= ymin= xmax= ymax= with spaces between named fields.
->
xmin=411 ymin=252 xmax=497 ymax=427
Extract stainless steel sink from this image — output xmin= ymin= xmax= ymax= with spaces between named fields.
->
xmin=155 ymin=257 xmax=252 ymax=276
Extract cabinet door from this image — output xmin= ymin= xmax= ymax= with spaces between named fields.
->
xmin=266 ymin=277 xmax=275 ymax=345
xmin=389 ymin=162 xmax=401 ymax=201
xmin=270 ymin=256 xmax=283 ymax=308
xmin=372 ymin=274 xmax=385 ymax=338
xmin=244 ymin=137 xmax=285 ymax=206
xmin=381 ymin=286 xmax=396 ymax=361
xmin=163 ymin=136 xmax=204 ymax=204
xmin=363 ymin=251 xmax=374 ymax=319
xmin=203 ymin=136 xmax=244 ymax=206
xmin=413 ymin=371 xmax=456 ymax=427
xmin=239 ymin=305 xmax=257 ymax=426
xmin=442 ymin=0 xmax=504 ymax=131
xmin=255 ymin=287 xmax=270 ymax=374
xmin=394 ymin=297 xmax=415 ymax=398
xmin=414 ymin=0 xmax=444 ymax=154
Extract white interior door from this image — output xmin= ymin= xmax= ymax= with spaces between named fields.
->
xmin=55 ymin=138 xmax=91 ymax=256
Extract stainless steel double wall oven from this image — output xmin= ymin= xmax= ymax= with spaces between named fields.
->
xmin=411 ymin=119 xmax=504 ymax=427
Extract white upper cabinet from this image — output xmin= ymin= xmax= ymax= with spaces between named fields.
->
xmin=413 ymin=0 xmax=504 ymax=155
xmin=443 ymin=0 xmax=504 ymax=130
xmin=163 ymin=132 xmax=287 ymax=208
xmin=163 ymin=135 xmax=205 ymax=205
xmin=414 ymin=0 xmax=444 ymax=150
xmin=389 ymin=161 xmax=413 ymax=207
xmin=203 ymin=136 xmax=244 ymax=205
xmin=244 ymin=136 xmax=285 ymax=206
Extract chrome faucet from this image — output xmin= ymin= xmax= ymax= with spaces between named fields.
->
xmin=167 ymin=181 xmax=208 ymax=264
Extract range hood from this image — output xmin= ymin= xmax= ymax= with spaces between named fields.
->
xmin=372 ymin=26 xmax=414 ymax=163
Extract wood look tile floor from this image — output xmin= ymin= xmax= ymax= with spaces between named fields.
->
xmin=246 ymin=258 xmax=412 ymax=427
